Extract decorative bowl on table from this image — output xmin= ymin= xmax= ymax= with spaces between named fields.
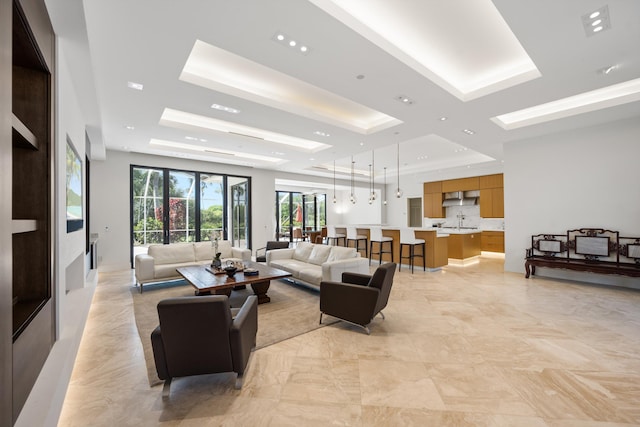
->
xmin=224 ymin=266 xmax=238 ymax=278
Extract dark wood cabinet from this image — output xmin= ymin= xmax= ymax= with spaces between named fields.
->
xmin=1 ymin=0 xmax=55 ymax=424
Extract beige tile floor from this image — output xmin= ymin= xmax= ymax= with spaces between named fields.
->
xmin=58 ymin=256 xmax=640 ymax=426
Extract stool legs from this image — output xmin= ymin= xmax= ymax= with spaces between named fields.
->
xmin=369 ymin=240 xmax=393 ymax=265
xmin=399 ymin=242 xmax=425 ymax=273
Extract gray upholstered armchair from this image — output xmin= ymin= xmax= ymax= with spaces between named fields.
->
xmin=151 ymin=295 xmax=258 ymax=398
xmin=319 ymin=262 xmax=396 ymax=334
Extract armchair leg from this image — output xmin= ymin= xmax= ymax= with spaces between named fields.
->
xmin=378 ymin=311 xmax=385 ymax=320
xmin=235 ymin=373 xmax=244 ymax=390
xmin=162 ymin=378 xmax=172 ymax=400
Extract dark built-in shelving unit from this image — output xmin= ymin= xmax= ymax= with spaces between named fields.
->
xmin=1 ymin=0 xmax=55 ymax=424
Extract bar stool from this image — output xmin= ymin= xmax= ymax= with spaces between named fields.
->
xmin=346 ymin=226 xmax=368 ymax=257
xmin=326 ymin=225 xmax=346 ymax=246
xmin=368 ymin=226 xmax=393 ymax=265
xmin=399 ymin=228 xmax=425 ymax=273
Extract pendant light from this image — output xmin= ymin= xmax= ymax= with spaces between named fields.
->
xmin=332 ymin=160 xmax=337 ymax=203
xmin=349 ymin=157 xmax=357 ymax=204
xmin=368 ymin=163 xmax=373 ymax=204
xmin=369 ymin=150 xmax=376 ymax=203
xmin=395 ymin=143 xmax=403 ymax=198
xmin=383 ymin=167 xmax=388 ymax=205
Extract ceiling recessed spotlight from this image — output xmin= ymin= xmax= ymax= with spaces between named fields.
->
xmin=359 ymin=142 xmax=365 ymax=146
xmin=416 ymin=155 xmax=428 ymax=160
xmin=211 ymin=103 xmax=240 ymax=114
xmin=462 ymin=129 xmax=475 ymax=135
xmin=271 ymin=151 xmax=285 ymax=156
xmin=272 ymin=32 xmax=311 ymax=55
xmin=395 ymin=95 xmax=414 ymax=105
xmin=601 ymin=65 xmax=618 ymax=75
xmin=314 ymin=131 xmax=330 ymax=137
xmin=439 ymin=117 xmax=447 ymax=121
xmin=356 ymin=74 xmax=365 ymax=80
xmin=582 ymin=6 xmax=610 ymax=37
xmin=125 ymin=125 xmax=135 ymax=130
xmin=127 ymin=81 xmax=144 ymax=91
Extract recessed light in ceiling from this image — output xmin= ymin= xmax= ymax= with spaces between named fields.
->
xmin=127 ymin=81 xmax=144 ymax=91
xmin=124 ymin=125 xmax=135 ymax=130
xmin=272 ymin=32 xmax=310 ymax=55
xmin=439 ymin=117 xmax=447 ymax=121
xmin=160 ymin=108 xmax=332 ymax=153
xmin=314 ymin=131 xmax=331 ymax=137
xmin=582 ymin=5 xmax=611 ymax=37
xmin=600 ymin=65 xmax=618 ymax=75
xmin=185 ymin=136 xmax=207 ymax=142
xmin=309 ymin=0 xmax=540 ymax=101
xmin=149 ymin=139 xmax=284 ymax=163
xmin=491 ymin=77 xmax=640 ymax=130
xmin=211 ymin=103 xmax=240 ymax=114
xmin=395 ymin=95 xmax=414 ymax=105
xmin=180 ymin=40 xmax=401 ymax=134
xmin=462 ymin=129 xmax=475 ymax=135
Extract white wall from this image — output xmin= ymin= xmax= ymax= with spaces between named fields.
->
xmin=504 ymin=117 xmax=640 ymax=286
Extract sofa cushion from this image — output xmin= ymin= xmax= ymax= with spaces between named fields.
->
xmin=194 ymin=241 xmax=215 ymax=262
xmin=327 ymin=246 xmax=357 ymax=262
xmin=217 ymin=240 xmax=233 ymax=259
xmin=307 ymin=244 xmax=332 ymax=266
xmin=298 ymin=265 xmax=323 ymax=286
xmin=268 ymin=259 xmax=309 ymax=279
xmin=154 ymin=262 xmax=191 ymax=280
xmin=148 ymin=243 xmax=195 ymax=265
xmin=292 ymin=242 xmax=314 ymax=263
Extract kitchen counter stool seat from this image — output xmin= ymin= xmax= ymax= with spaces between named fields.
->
xmin=399 ymin=228 xmax=425 ymax=273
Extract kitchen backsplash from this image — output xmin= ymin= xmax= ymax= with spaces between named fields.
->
xmin=423 ymin=205 xmax=504 ymax=230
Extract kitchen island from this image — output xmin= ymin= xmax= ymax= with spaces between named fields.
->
xmin=437 ymin=228 xmax=482 ymax=263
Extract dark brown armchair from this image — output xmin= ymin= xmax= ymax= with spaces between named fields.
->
xmin=151 ymin=295 xmax=258 ymax=398
xmin=319 ymin=263 xmax=396 ymax=334
xmin=255 ymin=241 xmax=290 ymax=262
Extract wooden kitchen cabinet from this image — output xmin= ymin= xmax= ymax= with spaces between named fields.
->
xmin=442 ymin=177 xmax=479 ymax=192
xmin=480 ymin=188 xmax=504 ymax=218
xmin=479 ymin=173 xmax=503 ymax=189
xmin=423 ymin=181 xmax=444 ymax=218
xmin=482 ymin=231 xmax=505 ymax=253
xmin=447 ymin=233 xmax=481 ymax=259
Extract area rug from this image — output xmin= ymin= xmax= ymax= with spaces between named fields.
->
xmin=131 ymin=279 xmax=335 ymax=386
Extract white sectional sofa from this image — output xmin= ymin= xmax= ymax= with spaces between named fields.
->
xmin=266 ymin=241 xmax=370 ymax=290
xmin=134 ymin=241 xmax=251 ymax=292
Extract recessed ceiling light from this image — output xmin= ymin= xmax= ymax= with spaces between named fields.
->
xmin=356 ymin=74 xmax=365 ymax=80
xmin=359 ymin=142 xmax=365 ymax=146
xmin=314 ymin=131 xmax=330 ymax=137
xmin=439 ymin=117 xmax=447 ymax=121
xmin=582 ymin=5 xmax=611 ymax=37
xmin=125 ymin=125 xmax=135 ymax=130
xmin=127 ymin=81 xmax=143 ymax=91
xmin=462 ymin=129 xmax=475 ymax=135
xmin=395 ymin=95 xmax=414 ymax=105
xmin=417 ymin=155 xmax=428 ymax=160
xmin=492 ymin=77 xmax=640 ymax=130
xmin=601 ymin=65 xmax=618 ymax=75
xmin=211 ymin=103 xmax=240 ymax=114
xmin=272 ymin=31 xmax=311 ymax=55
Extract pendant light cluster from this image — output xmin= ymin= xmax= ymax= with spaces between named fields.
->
xmin=368 ymin=150 xmax=376 ymax=204
xmin=349 ymin=157 xmax=357 ymax=204
xmin=332 ymin=160 xmax=337 ymax=204
xmin=395 ymin=143 xmax=403 ymax=198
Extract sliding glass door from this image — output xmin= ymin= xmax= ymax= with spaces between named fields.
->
xmin=275 ymin=191 xmax=326 ymax=242
xmin=131 ymin=166 xmax=251 ymax=265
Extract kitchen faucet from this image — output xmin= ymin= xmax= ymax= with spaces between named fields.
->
xmin=457 ymin=211 xmax=465 ymax=229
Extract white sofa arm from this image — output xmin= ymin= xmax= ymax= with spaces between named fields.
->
xmin=135 ymin=254 xmax=155 ymax=283
xmin=266 ymin=248 xmax=295 ymax=264
xmin=321 ymin=257 xmax=370 ymax=282
xmin=232 ymin=247 xmax=252 ymax=261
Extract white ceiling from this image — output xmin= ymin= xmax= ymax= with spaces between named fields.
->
xmin=49 ymin=0 xmax=640 ymax=186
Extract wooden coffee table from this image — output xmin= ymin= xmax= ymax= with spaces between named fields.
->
xmin=176 ymin=261 xmax=292 ymax=304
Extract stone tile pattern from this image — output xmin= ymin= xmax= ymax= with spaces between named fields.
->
xmin=58 ymin=258 xmax=640 ymax=426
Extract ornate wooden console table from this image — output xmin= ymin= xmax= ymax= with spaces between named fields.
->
xmin=525 ymin=228 xmax=640 ymax=279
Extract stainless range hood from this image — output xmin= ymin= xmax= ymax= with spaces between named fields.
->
xmin=442 ymin=191 xmax=479 ymax=207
